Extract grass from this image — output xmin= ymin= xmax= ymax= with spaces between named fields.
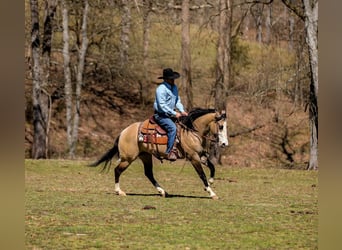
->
xmin=25 ymin=159 xmax=318 ymax=249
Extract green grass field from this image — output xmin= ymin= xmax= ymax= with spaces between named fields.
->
xmin=25 ymin=159 xmax=318 ymax=249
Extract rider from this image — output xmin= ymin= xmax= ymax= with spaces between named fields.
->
xmin=153 ymin=68 xmax=188 ymax=161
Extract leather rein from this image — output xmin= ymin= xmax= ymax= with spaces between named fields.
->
xmin=177 ymin=113 xmax=226 ymax=143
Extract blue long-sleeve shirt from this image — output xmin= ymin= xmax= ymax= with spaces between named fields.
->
xmin=153 ymin=81 xmax=185 ymax=117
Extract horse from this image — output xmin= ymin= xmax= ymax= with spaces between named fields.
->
xmin=89 ymin=108 xmax=229 ymax=199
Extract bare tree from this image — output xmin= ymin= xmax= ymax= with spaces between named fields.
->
xmin=140 ymin=0 xmax=152 ymax=105
xmin=211 ymin=0 xmax=233 ymax=164
xmin=288 ymin=8 xmax=295 ymax=50
xmin=302 ymin=0 xmax=318 ymax=170
xmin=265 ymin=4 xmax=272 ymax=44
xmin=215 ymin=0 xmax=232 ymax=111
xmin=61 ymin=0 xmax=73 ymax=158
xmin=250 ymin=3 xmax=264 ymax=43
xmin=120 ymin=0 xmax=131 ymax=66
xmin=29 ymin=0 xmax=57 ymax=159
xmin=180 ymin=0 xmax=193 ymax=110
xmin=62 ymin=0 xmax=89 ymax=158
xmin=280 ymin=0 xmax=318 ymax=170
xmin=246 ymin=0 xmax=318 ymax=170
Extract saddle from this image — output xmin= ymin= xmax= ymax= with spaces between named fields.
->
xmin=138 ymin=116 xmax=168 ymax=144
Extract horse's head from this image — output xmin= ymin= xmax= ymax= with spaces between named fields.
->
xmin=210 ymin=110 xmax=229 ymax=148
xmin=181 ymin=108 xmax=229 ymax=148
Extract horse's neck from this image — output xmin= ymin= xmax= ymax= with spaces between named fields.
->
xmin=192 ymin=113 xmax=215 ymax=135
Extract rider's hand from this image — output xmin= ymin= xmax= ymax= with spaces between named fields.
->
xmin=181 ymin=111 xmax=188 ymax=116
xmin=175 ymin=112 xmax=182 ymax=118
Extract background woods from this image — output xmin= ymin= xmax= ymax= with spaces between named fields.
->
xmin=25 ymin=0 xmax=317 ymax=170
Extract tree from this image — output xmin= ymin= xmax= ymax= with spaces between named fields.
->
xmin=62 ymin=0 xmax=89 ymax=158
xmin=74 ymin=0 xmax=89 ymax=158
xmin=29 ymin=0 xmax=57 ymax=159
xmin=61 ymin=0 xmax=73 ymax=158
xmin=180 ymin=0 xmax=193 ymax=109
xmin=141 ymin=0 xmax=152 ymax=105
xmin=280 ymin=0 xmax=318 ymax=170
xmin=215 ymin=0 xmax=232 ymax=111
xmin=211 ymin=0 xmax=233 ymax=164
xmin=250 ymin=3 xmax=264 ymax=43
xmin=120 ymin=0 xmax=131 ymax=66
xmin=302 ymin=0 xmax=318 ymax=170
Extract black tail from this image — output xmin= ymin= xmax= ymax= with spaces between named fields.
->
xmin=88 ymin=136 xmax=120 ymax=172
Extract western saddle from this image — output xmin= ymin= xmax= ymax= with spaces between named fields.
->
xmin=138 ymin=116 xmax=168 ymax=144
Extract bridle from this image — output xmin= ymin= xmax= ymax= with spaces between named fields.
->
xmin=204 ymin=112 xmax=227 ymax=142
xmin=178 ymin=111 xmax=226 ymax=143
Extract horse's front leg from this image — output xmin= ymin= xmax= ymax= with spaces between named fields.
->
xmin=190 ymin=157 xmax=218 ymax=200
xmin=202 ymin=158 xmax=215 ymax=184
xmin=200 ymin=152 xmax=215 ymax=184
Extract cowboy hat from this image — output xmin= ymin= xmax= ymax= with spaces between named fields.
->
xmin=157 ymin=68 xmax=180 ymax=79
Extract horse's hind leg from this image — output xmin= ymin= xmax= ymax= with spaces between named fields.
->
xmin=139 ymin=153 xmax=168 ymax=197
xmin=114 ymin=161 xmax=131 ymax=196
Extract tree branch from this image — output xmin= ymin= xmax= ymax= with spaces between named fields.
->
xmin=229 ymin=124 xmax=265 ymax=137
xmin=281 ymin=0 xmax=305 ymax=21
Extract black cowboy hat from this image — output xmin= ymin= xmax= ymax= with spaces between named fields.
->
xmin=158 ymin=68 xmax=180 ymax=79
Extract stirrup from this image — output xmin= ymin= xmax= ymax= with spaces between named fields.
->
xmin=167 ymin=150 xmax=177 ymax=161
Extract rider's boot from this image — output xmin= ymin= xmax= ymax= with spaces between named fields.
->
xmin=166 ymin=139 xmax=180 ymax=161
xmin=166 ymin=150 xmax=178 ymax=161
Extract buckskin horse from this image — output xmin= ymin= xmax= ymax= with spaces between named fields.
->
xmin=89 ymin=108 xmax=229 ymax=199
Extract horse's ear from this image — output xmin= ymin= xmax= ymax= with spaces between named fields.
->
xmin=215 ymin=110 xmax=227 ymax=121
xmin=220 ymin=110 xmax=227 ymax=119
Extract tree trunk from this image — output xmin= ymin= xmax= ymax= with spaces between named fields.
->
xmin=211 ymin=0 xmax=232 ymax=164
xmin=62 ymin=0 xmax=89 ymax=159
xmin=70 ymin=0 xmax=89 ymax=158
xmin=30 ymin=0 xmax=56 ymax=159
xmin=288 ymin=10 xmax=294 ymax=50
xmin=120 ymin=0 xmax=131 ymax=66
xmin=180 ymin=0 xmax=193 ymax=110
xmin=61 ymin=0 xmax=74 ymax=159
xmin=254 ymin=4 xmax=263 ymax=43
xmin=169 ymin=0 xmax=178 ymax=23
xmin=41 ymin=0 xmax=58 ymax=158
xmin=142 ymin=0 xmax=152 ymax=105
xmin=215 ymin=0 xmax=231 ymax=111
xmin=280 ymin=0 xmax=318 ymax=170
xmin=265 ymin=4 xmax=272 ymax=44
xmin=303 ymin=0 xmax=318 ymax=170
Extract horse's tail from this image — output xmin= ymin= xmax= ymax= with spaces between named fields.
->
xmin=88 ymin=135 xmax=120 ymax=172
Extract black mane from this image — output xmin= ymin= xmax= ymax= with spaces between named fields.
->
xmin=179 ymin=108 xmax=216 ymax=130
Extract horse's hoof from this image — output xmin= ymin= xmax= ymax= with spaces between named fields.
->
xmin=157 ymin=187 xmax=167 ymax=197
xmin=208 ymin=178 xmax=214 ymax=184
xmin=116 ymin=190 xmax=126 ymax=196
xmin=211 ymin=195 xmax=219 ymax=200
xmin=159 ymin=191 xmax=169 ymax=198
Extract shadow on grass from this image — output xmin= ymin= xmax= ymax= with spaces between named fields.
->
xmin=126 ymin=193 xmax=210 ymax=199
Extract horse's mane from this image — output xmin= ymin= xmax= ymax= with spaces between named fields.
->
xmin=179 ymin=108 xmax=216 ymax=130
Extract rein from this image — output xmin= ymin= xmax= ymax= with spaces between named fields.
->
xmin=202 ymin=133 xmax=218 ymax=143
xmin=177 ymin=111 xmax=225 ymax=143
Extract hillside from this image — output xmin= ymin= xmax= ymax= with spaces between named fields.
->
xmin=25 ymin=64 xmax=310 ymax=169
xmin=25 ymin=17 xmax=310 ymax=169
